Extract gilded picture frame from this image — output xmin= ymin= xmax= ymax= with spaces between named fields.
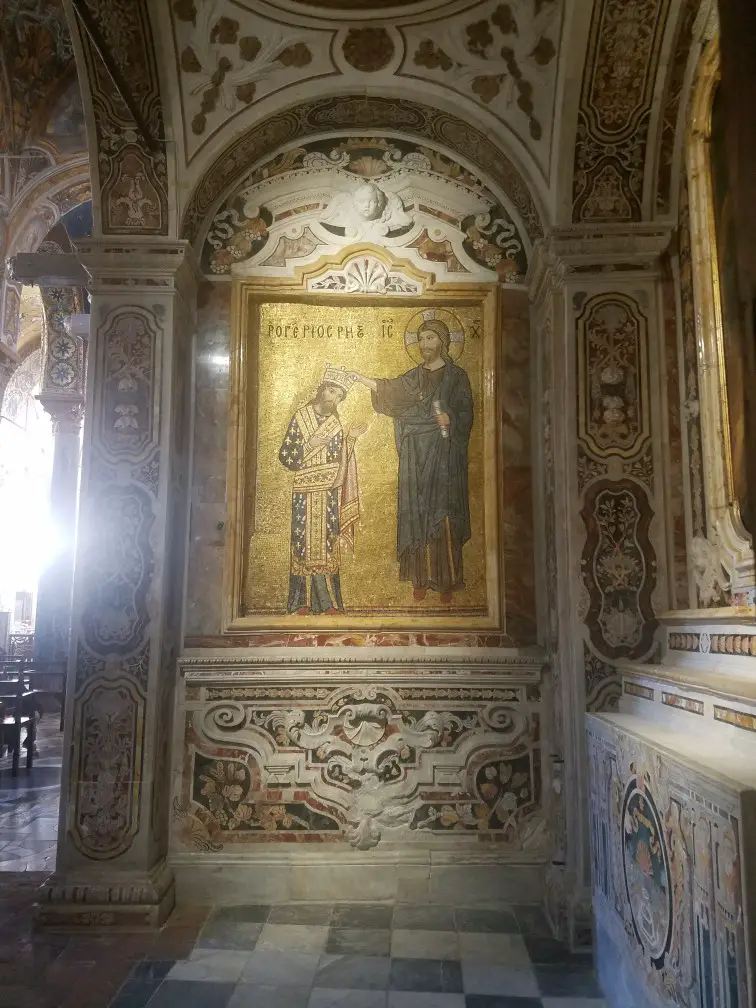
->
xmin=223 ymin=247 xmax=503 ymax=631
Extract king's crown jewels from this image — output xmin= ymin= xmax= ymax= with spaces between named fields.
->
xmin=322 ymin=364 xmax=356 ymax=392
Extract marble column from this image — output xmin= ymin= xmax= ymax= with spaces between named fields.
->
xmin=39 ymin=240 xmax=197 ymax=929
xmin=529 ymin=224 xmax=671 ymax=947
xmin=35 ymin=305 xmax=88 ymax=665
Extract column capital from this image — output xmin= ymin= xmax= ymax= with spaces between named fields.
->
xmin=38 ymin=393 xmax=85 ymax=435
xmin=73 ymin=238 xmax=202 ymax=298
xmin=528 ymin=223 xmax=674 ymax=301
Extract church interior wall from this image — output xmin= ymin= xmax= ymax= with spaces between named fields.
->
xmin=173 ymin=124 xmax=545 ymax=899
xmin=6 ymin=4 xmax=754 ymax=993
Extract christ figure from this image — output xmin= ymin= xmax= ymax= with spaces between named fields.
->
xmin=350 ymin=319 xmax=473 ymax=602
xmin=278 ymin=370 xmax=364 ymax=614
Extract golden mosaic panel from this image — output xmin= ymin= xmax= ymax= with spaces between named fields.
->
xmin=224 ymin=253 xmax=501 ymax=630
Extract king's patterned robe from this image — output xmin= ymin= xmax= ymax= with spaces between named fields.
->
xmin=278 ymin=404 xmax=359 ymax=613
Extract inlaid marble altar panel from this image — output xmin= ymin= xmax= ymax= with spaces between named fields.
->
xmin=587 ymin=714 xmax=754 ymax=1008
xmin=173 ymin=658 xmax=546 ymax=856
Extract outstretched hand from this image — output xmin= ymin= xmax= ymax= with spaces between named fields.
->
xmin=348 ymin=423 xmax=368 ymax=439
xmin=348 ymin=372 xmax=377 ymax=392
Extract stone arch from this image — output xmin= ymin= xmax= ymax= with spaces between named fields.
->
xmin=180 ymin=95 xmax=547 ymax=253
xmin=62 ymin=0 xmax=171 ymax=236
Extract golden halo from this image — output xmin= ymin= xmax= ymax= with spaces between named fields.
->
xmin=404 ymin=308 xmax=465 ymax=364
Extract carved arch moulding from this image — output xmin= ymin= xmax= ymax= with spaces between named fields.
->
xmin=180 ymin=96 xmax=546 ymax=254
xmin=684 ymin=28 xmax=755 ymax=608
xmin=197 ymin=133 xmax=532 ymax=285
xmin=63 ymin=0 xmax=169 ymax=235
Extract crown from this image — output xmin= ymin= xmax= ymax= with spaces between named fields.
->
xmin=322 ymin=364 xmax=356 ymax=393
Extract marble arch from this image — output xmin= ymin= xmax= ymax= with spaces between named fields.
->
xmin=180 ymin=94 xmax=547 ymax=252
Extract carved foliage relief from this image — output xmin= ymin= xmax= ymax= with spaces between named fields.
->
xmin=577 ymin=293 xmax=657 ymax=709
xmin=176 ymin=684 xmax=544 ymax=853
xmin=200 ymin=136 xmax=528 ymax=282
xmin=181 ymin=96 xmax=543 ymax=248
xmin=573 ymin=0 xmax=671 ymax=221
xmin=170 ymin=0 xmax=562 ymax=170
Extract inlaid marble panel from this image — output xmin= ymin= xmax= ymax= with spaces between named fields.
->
xmin=587 ymin=714 xmax=754 ymax=1008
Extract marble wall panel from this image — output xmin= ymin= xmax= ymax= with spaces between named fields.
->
xmin=173 ymin=680 xmax=546 ymax=854
xmin=185 ymin=283 xmax=231 ymax=636
xmin=587 ymin=715 xmax=754 ymax=1008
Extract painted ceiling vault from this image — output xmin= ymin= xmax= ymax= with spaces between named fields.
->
xmin=164 ymin=0 xmax=564 ymax=199
xmin=1 ymin=0 xmax=699 ymax=265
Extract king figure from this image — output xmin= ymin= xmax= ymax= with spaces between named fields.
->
xmin=278 ymin=365 xmax=364 ymax=614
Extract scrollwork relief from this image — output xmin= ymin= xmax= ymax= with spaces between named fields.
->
xmin=179 ymin=684 xmax=542 ymax=852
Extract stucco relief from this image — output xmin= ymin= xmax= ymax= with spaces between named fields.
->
xmin=200 ymin=136 xmax=529 ymax=282
xmin=169 ymin=0 xmax=562 ymax=171
xmin=177 ymin=683 xmax=544 ymax=853
xmin=180 ymin=97 xmax=543 ymax=248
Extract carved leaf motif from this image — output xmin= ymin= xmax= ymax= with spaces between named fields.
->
xmin=239 ymin=35 xmax=262 ymax=62
xmin=235 ymin=82 xmax=256 ymax=104
xmin=466 ymin=20 xmax=494 ymax=57
xmin=172 ymin=0 xmax=196 ymax=23
xmin=472 ymin=74 xmax=504 ymax=104
xmin=180 ymin=46 xmax=202 ymax=73
xmin=210 ymin=16 xmax=239 ymax=45
xmin=491 ymin=4 xmax=518 ymax=35
xmin=414 ymin=40 xmax=453 ymax=72
xmin=531 ymin=35 xmax=556 ymax=65
xmin=278 ymin=43 xmax=312 ymax=68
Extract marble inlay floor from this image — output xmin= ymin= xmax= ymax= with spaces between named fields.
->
xmin=0 ymin=715 xmax=62 ymax=873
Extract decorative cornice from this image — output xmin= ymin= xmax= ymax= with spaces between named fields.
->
xmin=73 ymin=238 xmax=203 ymax=294
xmin=179 ymin=648 xmax=546 ymax=683
xmin=528 ymin=224 xmax=673 ymax=299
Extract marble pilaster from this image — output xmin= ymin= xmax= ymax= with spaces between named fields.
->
xmin=39 ymin=240 xmax=198 ymax=929
xmin=529 ymin=224 xmax=672 ymax=948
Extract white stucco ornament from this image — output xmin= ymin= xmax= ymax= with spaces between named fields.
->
xmin=320 ymin=181 xmax=414 ymax=240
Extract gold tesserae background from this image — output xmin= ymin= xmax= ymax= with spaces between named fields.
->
xmin=243 ymin=300 xmax=487 ymax=618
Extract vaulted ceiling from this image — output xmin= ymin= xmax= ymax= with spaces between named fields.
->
xmin=1 ymin=0 xmax=711 ymax=251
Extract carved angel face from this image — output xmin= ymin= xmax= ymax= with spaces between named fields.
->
xmin=353 ymin=183 xmax=387 ymax=221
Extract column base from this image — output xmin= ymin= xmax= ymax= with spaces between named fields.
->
xmin=36 ymin=859 xmax=175 ymax=931
xmin=544 ymin=865 xmax=593 ymax=950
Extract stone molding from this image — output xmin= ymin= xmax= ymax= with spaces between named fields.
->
xmin=73 ymin=239 xmax=203 ymax=295
xmin=179 ymin=650 xmax=546 ymax=683
xmin=38 ymin=858 xmax=175 ymax=930
xmin=527 ymin=224 xmax=673 ymax=299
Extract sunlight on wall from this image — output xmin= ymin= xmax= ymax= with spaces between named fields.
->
xmin=0 ymin=346 xmax=56 ymax=629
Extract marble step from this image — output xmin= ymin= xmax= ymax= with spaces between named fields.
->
xmin=612 ymin=660 xmax=756 ymax=753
